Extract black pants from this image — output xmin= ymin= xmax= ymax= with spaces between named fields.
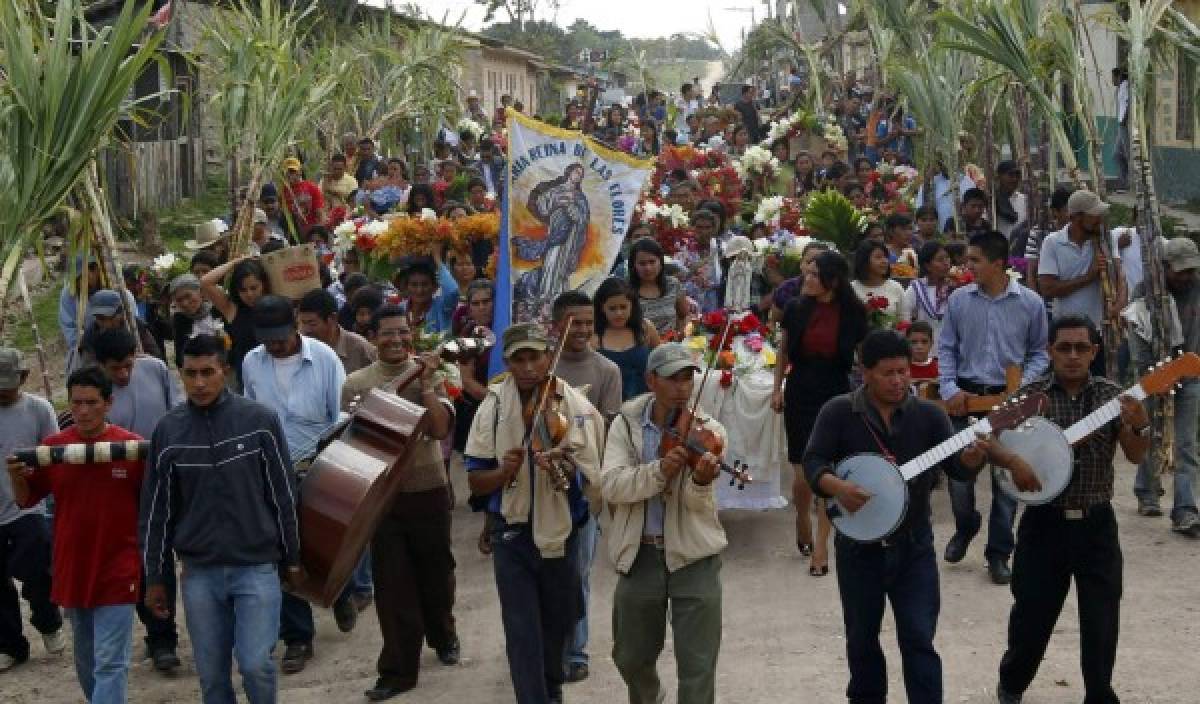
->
xmin=372 ymin=486 xmax=457 ymax=690
xmin=135 ymin=555 xmax=178 ymax=652
xmin=835 ymin=526 xmax=942 ymax=704
xmin=998 ymin=503 xmax=1122 ymax=703
xmin=0 ymin=515 xmax=61 ymax=661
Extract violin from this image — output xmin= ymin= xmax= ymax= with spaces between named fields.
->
xmin=508 ymin=317 xmax=577 ymax=493
xmin=661 ymin=408 xmax=752 ymax=490
xmin=522 ymin=376 xmax=573 ymax=493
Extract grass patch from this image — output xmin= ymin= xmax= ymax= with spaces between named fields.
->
xmin=8 ymin=283 xmax=63 ymax=356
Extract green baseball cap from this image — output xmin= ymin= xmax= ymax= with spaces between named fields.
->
xmin=502 ymin=323 xmax=550 ymax=358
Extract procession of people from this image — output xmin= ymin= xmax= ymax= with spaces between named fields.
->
xmin=4 ymin=57 xmax=1200 ymax=704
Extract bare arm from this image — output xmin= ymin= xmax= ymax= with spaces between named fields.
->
xmin=643 ymin=319 xmax=661 ymax=348
xmin=200 ymin=256 xmax=247 ymax=320
xmin=416 ymin=353 xmax=453 ymax=440
xmin=5 ymin=458 xmax=31 ymax=507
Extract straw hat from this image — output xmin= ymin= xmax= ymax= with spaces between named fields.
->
xmin=186 ymin=218 xmax=230 ymax=250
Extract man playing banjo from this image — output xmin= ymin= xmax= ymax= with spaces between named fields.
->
xmin=994 ymin=314 xmax=1151 ymax=704
xmin=803 ymin=330 xmax=991 ymax=704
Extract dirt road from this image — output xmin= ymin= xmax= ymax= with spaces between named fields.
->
xmin=7 ymin=459 xmax=1200 ymax=703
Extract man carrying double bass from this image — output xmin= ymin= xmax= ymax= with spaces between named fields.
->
xmin=994 ymin=314 xmax=1150 ymax=704
xmin=341 ymin=305 xmax=459 ymax=702
xmin=803 ymin=331 xmax=992 ymax=704
xmin=599 ymin=342 xmax=727 ymax=704
xmin=464 ymin=323 xmax=604 ymax=704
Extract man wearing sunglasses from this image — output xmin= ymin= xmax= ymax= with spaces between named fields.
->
xmin=995 ymin=313 xmax=1151 ymax=704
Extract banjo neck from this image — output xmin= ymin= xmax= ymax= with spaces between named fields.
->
xmin=1058 ymin=353 xmax=1200 ymax=446
xmin=898 ymin=419 xmax=994 ymax=482
xmin=1062 ymin=384 xmax=1145 ymax=445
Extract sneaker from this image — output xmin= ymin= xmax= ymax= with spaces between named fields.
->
xmin=42 ymin=630 xmax=67 ymax=655
xmin=1171 ymin=512 xmax=1200 ymax=536
xmin=1137 ymin=501 xmax=1163 ymax=517
xmin=281 ymin=642 xmax=313 ymax=674
xmin=987 ymin=556 xmax=1013 ymax=585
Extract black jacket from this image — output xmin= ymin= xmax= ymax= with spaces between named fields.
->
xmin=139 ymin=390 xmax=301 ymax=584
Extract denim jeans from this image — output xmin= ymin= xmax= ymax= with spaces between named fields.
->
xmin=947 ymin=417 xmax=1017 ymax=559
xmin=182 ymin=563 xmax=282 ymax=704
xmin=0 ymin=514 xmax=62 ymax=661
xmin=492 ymin=518 xmax=579 ymax=704
xmin=350 ymin=549 xmax=374 ymax=598
xmin=66 ymin=604 xmax=134 ymax=704
xmin=835 ymin=527 xmax=943 ymax=704
xmin=1133 ymin=380 xmax=1199 ymax=521
xmin=568 ymin=513 xmax=598 ymax=667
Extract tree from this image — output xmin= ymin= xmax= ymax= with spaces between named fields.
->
xmin=474 ymin=0 xmax=563 ymax=33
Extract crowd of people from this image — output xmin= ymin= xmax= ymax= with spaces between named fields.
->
xmin=0 ymin=70 xmax=1198 ymax=704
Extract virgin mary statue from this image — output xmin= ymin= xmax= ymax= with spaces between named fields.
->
xmin=513 ymin=163 xmax=591 ymax=304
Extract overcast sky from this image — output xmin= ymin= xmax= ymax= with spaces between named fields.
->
xmin=392 ymin=0 xmax=755 ymax=51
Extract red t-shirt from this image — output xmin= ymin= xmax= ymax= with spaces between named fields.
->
xmin=283 ymin=180 xmax=325 ymax=226
xmin=910 ymin=357 xmax=940 ymax=381
xmin=22 ymin=424 xmax=145 ymax=608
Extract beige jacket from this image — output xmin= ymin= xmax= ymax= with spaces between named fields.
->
xmin=464 ymin=375 xmax=604 ymax=558
xmin=600 ymin=394 xmax=728 ymax=574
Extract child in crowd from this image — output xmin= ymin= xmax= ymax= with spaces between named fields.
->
xmin=592 ymin=277 xmax=660 ymax=401
xmin=906 ymin=320 xmax=939 ymax=382
xmin=914 ymin=205 xmax=940 ymax=244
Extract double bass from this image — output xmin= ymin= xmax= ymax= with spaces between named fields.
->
xmin=290 ymin=333 xmax=491 ymax=607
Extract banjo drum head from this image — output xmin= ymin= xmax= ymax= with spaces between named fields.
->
xmin=831 ymin=454 xmax=909 ymax=543
xmin=993 ymin=416 xmax=1073 ymax=505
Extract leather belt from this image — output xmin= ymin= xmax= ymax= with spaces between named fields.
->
xmin=640 ymin=535 xmax=665 ymax=548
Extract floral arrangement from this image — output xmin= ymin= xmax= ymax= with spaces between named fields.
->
xmin=803 ymin=189 xmax=868 ymax=252
xmin=865 ymin=293 xmax=899 ymax=330
xmin=863 ymin=162 xmax=918 ymax=216
xmin=762 ymin=233 xmax=828 ymax=279
xmin=762 ymin=109 xmax=819 ymax=146
xmin=822 ymin=115 xmax=848 ymax=154
xmin=682 ymin=309 xmax=778 ymax=385
xmin=334 ymin=212 xmax=500 ymax=271
xmin=733 ymin=145 xmax=780 ymax=182
xmin=752 ymin=196 xmax=807 ymax=234
xmin=692 ymin=166 xmax=743 ymax=217
xmin=141 ymin=251 xmax=191 ymax=300
xmin=639 ymin=201 xmax=690 ymax=229
xmin=456 ymin=117 xmax=485 ymax=140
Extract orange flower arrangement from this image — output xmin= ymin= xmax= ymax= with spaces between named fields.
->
xmin=373 ymin=213 xmax=501 ymax=258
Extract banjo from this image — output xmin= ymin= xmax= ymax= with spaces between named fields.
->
xmin=994 ymin=352 xmax=1200 ymax=504
xmin=827 ymin=393 xmax=1048 ymax=543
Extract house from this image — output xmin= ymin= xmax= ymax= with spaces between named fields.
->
xmin=1077 ymin=0 xmax=1199 ymax=202
xmin=460 ymin=38 xmax=546 ymax=119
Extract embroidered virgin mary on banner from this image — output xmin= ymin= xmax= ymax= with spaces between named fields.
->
xmin=513 ymin=163 xmax=591 ymax=302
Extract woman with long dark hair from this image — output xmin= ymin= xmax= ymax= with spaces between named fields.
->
xmin=904 ymin=240 xmax=953 ymax=341
xmin=851 ymin=240 xmax=909 ymax=328
xmin=770 ymin=251 xmax=868 ymax=575
xmin=634 ymin=119 xmax=661 ymax=157
xmin=627 ymin=237 xmax=688 ymax=336
xmin=200 ymin=256 xmax=272 ymax=389
xmin=405 ymin=183 xmax=436 ymax=215
xmin=593 ymin=277 xmax=660 ymax=400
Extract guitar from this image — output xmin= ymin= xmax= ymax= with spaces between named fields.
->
xmin=828 ymin=393 xmax=1048 ymax=543
xmin=994 ymin=352 xmax=1200 ymax=504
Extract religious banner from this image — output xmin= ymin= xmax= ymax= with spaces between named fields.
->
xmin=495 ymin=110 xmax=654 ymax=329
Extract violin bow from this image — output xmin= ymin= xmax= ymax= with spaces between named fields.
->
xmin=510 ymin=316 xmax=574 ymax=489
xmin=680 ymin=311 xmax=735 ymax=441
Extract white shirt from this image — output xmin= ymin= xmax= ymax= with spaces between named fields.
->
xmin=997 ymin=191 xmax=1029 ymax=241
xmin=852 ymin=279 xmax=910 ymax=327
xmin=1113 ymin=226 xmax=1144 ymax=292
xmin=273 ymin=353 xmax=303 ymax=394
xmin=1117 ymin=79 xmax=1129 ymax=124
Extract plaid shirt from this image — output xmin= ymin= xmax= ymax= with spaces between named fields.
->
xmin=1018 ymin=374 xmax=1124 ymax=509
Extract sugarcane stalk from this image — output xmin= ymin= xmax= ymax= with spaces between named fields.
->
xmin=80 ymin=163 xmax=142 ymax=354
xmin=16 ymin=270 xmax=54 ymax=401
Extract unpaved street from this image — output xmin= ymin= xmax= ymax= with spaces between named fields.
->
xmin=7 ymin=459 xmax=1200 ymax=703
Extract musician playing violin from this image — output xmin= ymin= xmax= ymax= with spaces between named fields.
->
xmin=598 ymin=342 xmax=727 ymax=704
xmin=993 ymin=314 xmax=1149 ymax=704
xmin=340 ymin=305 xmax=457 ymax=702
xmin=464 ymin=322 xmax=604 ymax=704
xmin=803 ymin=330 xmax=989 ymax=704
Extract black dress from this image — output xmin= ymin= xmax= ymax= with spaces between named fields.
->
xmin=781 ymin=297 xmax=867 ymax=464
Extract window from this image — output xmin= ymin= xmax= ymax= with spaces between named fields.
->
xmin=1178 ymin=47 xmax=1195 ymax=142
